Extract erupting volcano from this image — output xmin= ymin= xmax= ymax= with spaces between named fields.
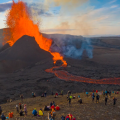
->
xmin=3 ymin=0 xmax=67 ymax=66
xmin=2 ymin=0 xmax=120 ymax=86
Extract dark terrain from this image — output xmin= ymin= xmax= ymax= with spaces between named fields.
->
xmin=0 ymin=29 xmax=120 ymax=103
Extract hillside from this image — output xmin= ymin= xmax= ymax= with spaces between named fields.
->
xmin=1 ymin=92 xmax=120 ymax=120
xmin=0 ymin=35 xmax=53 ymax=73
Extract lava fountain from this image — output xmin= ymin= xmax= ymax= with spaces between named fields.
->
xmin=3 ymin=0 xmax=67 ymax=66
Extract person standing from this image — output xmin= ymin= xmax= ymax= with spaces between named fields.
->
xmin=61 ymin=114 xmax=65 ymax=120
xmin=16 ymin=105 xmax=19 ymax=113
xmin=44 ymin=91 xmax=47 ymax=97
xmin=109 ymin=90 xmax=111 ymax=97
xmin=105 ymin=96 xmax=108 ymax=105
xmin=19 ymin=103 xmax=22 ymax=110
xmin=92 ymin=92 xmax=95 ymax=102
xmin=24 ymin=104 xmax=27 ymax=116
xmin=68 ymin=97 xmax=71 ymax=106
xmin=0 ymin=106 xmax=2 ymax=115
xmin=20 ymin=94 xmax=23 ymax=103
xmin=113 ymin=97 xmax=117 ymax=105
xmin=86 ymin=92 xmax=89 ymax=97
xmin=96 ymin=94 xmax=99 ymax=103
xmin=48 ymin=111 xmax=51 ymax=120
xmin=61 ymin=90 xmax=63 ymax=96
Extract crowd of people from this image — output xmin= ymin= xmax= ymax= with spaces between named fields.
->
xmin=0 ymin=90 xmax=118 ymax=120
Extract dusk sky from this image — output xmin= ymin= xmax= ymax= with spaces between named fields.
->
xmin=0 ymin=0 xmax=120 ymax=36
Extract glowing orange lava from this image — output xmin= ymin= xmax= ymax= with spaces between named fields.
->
xmin=3 ymin=0 xmax=67 ymax=66
xmin=46 ymin=67 xmax=120 ymax=85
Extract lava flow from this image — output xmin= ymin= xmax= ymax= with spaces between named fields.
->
xmin=3 ymin=0 xmax=67 ymax=66
xmin=46 ymin=67 xmax=120 ymax=85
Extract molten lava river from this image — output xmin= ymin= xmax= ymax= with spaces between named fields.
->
xmin=3 ymin=0 xmax=120 ymax=85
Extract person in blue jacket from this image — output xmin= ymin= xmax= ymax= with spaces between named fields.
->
xmin=32 ymin=108 xmax=37 ymax=116
xmin=86 ymin=92 xmax=89 ymax=97
xmin=1 ymin=113 xmax=6 ymax=120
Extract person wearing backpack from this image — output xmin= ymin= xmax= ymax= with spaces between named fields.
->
xmin=66 ymin=115 xmax=70 ymax=120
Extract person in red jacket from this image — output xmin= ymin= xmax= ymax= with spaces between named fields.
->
xmin=51 ymin=105 xmax=55 ymax=110
xmin=66 ymin=115 xmax=70 ymax=120
xmin=55 ymin=93 xmax=58 ymax=98
xmin=55 ymin=105 xmax=60 ymax=110
xmin=96 ymin=90 xmax=98 ymax=93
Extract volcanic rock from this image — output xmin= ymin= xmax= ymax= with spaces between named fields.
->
xmin=0 ymin=43 xmax=10 ymax=53
xmin=0 ymin=35 xmax=53 ymax=73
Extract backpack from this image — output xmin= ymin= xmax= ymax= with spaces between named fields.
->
xmin=66 ymin=118 xmax=70 ymax=120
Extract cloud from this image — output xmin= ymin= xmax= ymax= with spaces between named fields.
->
xmin=44 ymin=0 xmax=89 ymax=14
xmin=43 ymin=2 xmax=120 ymax=36
xmin=42 ymin=29 xmax=75 ymax=32
xmin=109 ymin=0 xmax=117 ymax=4
xmin=28 ymin=3 xmax=53 ymax=17
xmin=110 ymin=5 xmax=118 ymax=8
xmin=0 ymin=1 xmax=12 ymax=12
xmin=45 ymin=0 xmax=88 ymax=7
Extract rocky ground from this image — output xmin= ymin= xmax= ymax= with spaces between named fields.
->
xmin=1 ymin=92 xmax=120 ymax=120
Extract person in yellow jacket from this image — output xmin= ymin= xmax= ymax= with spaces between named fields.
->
xmin=38 ymin=109 xmax=44 ymax=116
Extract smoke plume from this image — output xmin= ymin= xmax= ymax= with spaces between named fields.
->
xmin=47 ymin=34 xmax=93 ymax=59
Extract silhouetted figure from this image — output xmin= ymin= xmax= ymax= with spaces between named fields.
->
xmin=50 ymin=102 xmax=53 ymax=107
xmin=96 ymin=94 xmax=99 ymax=103
xmin=19 ymin=103 xmax=22 ymax=110
xmin=1 ymin=113 xmax=6 ymax=120
xmin=68 ymin=97 xmax=71 ymax=106
xmin=52 ymin=101 xmax=55 ymax=106
xmin=113 ymin=97 xmax=117 ymax=105
xmin=20 ymin=94 xmax=23 ymax=102
xmin=109 ymin=90 xmax=111 ymax=97
xmin=0 ymin=106 xmax=2 ymax=115
xmin=20 ymin=110 xmax=24 ymax=116
xmin=61 ymin=115 xmax=65 ymax=120
xmin=92 ymin=92 xmax=95 ymax=102
xmin=61 ymin=90 xmax=63 ymax=96
xmin=78 ymin=98 xmax=82 ymax=104
xmin=44 ymin=91 xmax=47 ymax=97
xmin=105 ymin=96 xmax=108 ymax=105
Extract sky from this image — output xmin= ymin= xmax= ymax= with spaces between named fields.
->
xmin=0 ymin=0 xmax=120 ymax=36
